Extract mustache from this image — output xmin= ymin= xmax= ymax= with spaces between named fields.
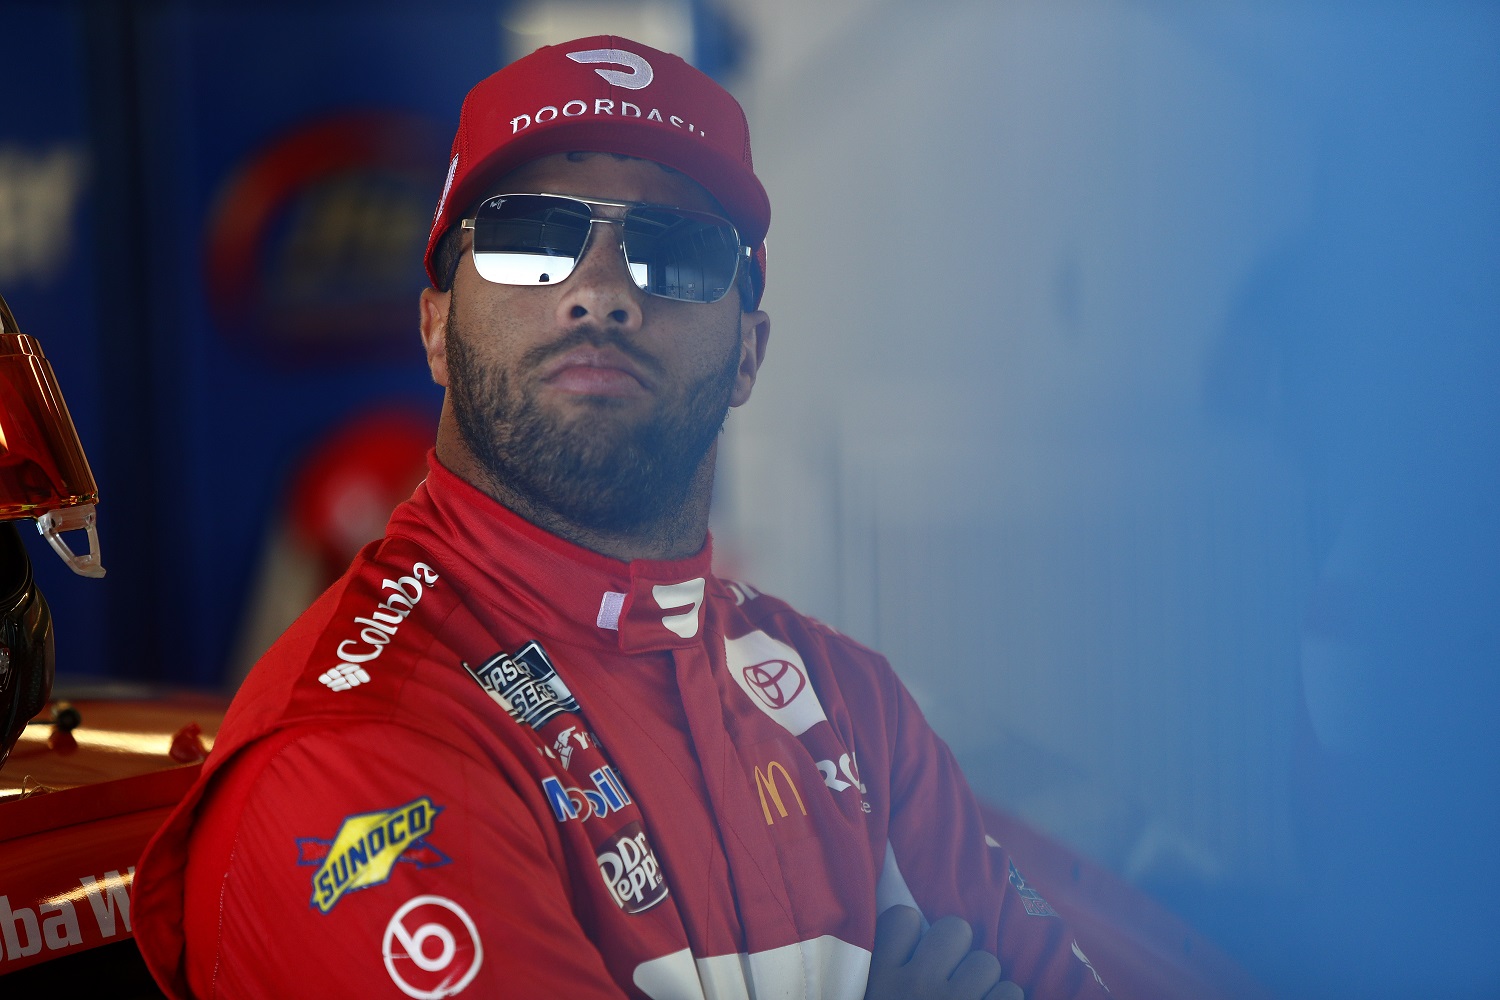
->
xmin=520 ymin=325 xmax=663 ymax=379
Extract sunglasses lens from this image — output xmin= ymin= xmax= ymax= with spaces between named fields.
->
xmin=469 ymin=196 xmax=743 ymax=303
xmin=471 ymin=195 xmax=588 ymax=286
xmin=622 ymin=209 xmax=742 ymax=304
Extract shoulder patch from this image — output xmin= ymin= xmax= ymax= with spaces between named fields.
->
xmin=298 ymin=796 xmax=450 ymax=913
xmin=461 ymin=640 xmax=579 ymax=729
xmin=317 ymin=560 xmax=442 ymax=692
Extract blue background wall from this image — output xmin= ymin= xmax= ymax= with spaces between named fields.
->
xmin=2 ymin=0 xmax=503 ymax=684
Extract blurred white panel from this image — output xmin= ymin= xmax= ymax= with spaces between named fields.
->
xmin=716 ymin=0 xmax=1313 ymax=885
xmin=715 ymin=0 xmax=1500 ymax=991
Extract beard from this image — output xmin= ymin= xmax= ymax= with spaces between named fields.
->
xmin=446 ymin=300 xmax=741 ymax=535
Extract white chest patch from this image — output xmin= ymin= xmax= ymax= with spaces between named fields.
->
xmin=723 ymin=631 xmax=828 ymax=737
xmin=633 ymin=936 xmax=869 ymax=1000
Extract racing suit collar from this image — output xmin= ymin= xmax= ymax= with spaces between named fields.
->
xmin=409 ymin=452 xmax=714 ymax=654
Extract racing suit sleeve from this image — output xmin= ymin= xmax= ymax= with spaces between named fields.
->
xmin=879 ymin=675 xmax=1114 ymax=998
xmin=180 ymin=721 xmax=627 ymax=1000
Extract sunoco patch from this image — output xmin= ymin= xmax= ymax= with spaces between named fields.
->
xmin=1008 ymin=860 xmax=1058 ymax=918
xmin=297 ymin=797 xmax=449 ymax=914
xmin=463 ymin=640 xmax=580 ymax=729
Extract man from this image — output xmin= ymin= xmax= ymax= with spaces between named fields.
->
xmin=134 ymin=36 xmax=1113 ymax=999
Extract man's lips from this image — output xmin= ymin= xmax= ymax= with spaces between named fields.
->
xmin=536 ymin=346 xmax=653 ymax=398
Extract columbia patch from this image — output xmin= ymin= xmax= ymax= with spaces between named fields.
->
xmin=297 ymin=797 xmax=450 ymax=914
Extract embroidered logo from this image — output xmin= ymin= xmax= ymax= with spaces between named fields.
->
xmin=753 ymin=761 xmax=808 ymax=825
xmin=298 ymin=797 xmax=448 ymax=914
xmin=724 ymin=580 xmax=761 ymax=606
xmin=462 ymin=641 xmax=579 ymax=729
xmin=383 ymin=895 xmax=483 ymax=998
xmin=724 ymin=631 xmax=828 ymax=737
xmin=815 ymin=751 xmax=872 ymax=814
xmin=742 ymin=659 xmax=806 ymax=710
xmin=596 ymin=821 xmax=668 ymax=914
xmin=541 ymin=766 xmax=633 ymax=823
xmin=565 ymin=47 xmax=654 ymax=90
xmin=551 ymin=725 xmax=594 ymax=769
xmin=652 ymin=578 xmax=705 ymax=639
xmin=319 ymin=562 xmax=440 ymax=692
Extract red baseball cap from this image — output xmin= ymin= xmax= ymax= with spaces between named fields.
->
xmin=424 ymin=35 xmax=770 ymax=297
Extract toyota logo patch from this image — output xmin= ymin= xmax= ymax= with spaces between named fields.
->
xmin=742 ymin=659 xmax=807 ymax=710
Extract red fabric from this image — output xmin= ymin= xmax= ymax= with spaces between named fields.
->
xmin=980 ymin=810 xmax=1276 ymax=1000
xmin=134 ymin=454 xmax=1112 ymax=999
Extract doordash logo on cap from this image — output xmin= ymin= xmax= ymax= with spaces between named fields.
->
xmin=565 ymin=48 xmax=654 ymax=90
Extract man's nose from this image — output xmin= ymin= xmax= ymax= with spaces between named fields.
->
xmin=554 ymin=222 xmax=645 ymax=330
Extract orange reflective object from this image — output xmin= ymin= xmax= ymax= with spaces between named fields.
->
xmin=0 ymin=325 xmax=99 ymax=521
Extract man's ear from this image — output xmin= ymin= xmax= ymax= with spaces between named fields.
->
xmin=730 ymin=308 xmax=771 ymax=408
xmin=419 ymin=286 xmax=452 ymax=387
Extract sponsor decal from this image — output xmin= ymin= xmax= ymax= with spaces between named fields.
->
xmin=383 ymin=895 xmax=482 ymax=999
xmin=541 ymin=766 xmax=632 ymax=823
xmin=0 ymin=868 xmax=133 ymax=964
xmin=298 ymin=797 xmax=448 ymax=914
xmin=596 ymin=821 xmax=668 ymax=914
xmin=652 ymin=578 xmax=705 ymax=639
xmin=508 ymin=101 xmax=706 ymax=138
xmin=1008 ymin=860 xmax=1058 ymax=918
xmin=815 ymin=751 xmax=872 ymax=813
xmin=753 ymin=761 xmax=807 ymax=825
xmin=743 ymin=659 xmax=806 ymax=710
xmin=319 ymin=561 xmax=440 ymax=691
xmin=506 ymin=53 xmax=706 ymax=140
xmin=814 ymin=752 xmax=865 ymax=793
xmin=565 ymin=47 xmax=654 ymax=90
xmin=462 ymin=640 xmax=578 ymax=729
xmin=551 ymin=725 xmax=595 ymax=769
xmin=725 ymin=632 xmax=828 ymax=736
xmin=1071 ymin=940 xmax=1110 ymax=991
xmin=724 ymin=580 xmax=760 ymax=606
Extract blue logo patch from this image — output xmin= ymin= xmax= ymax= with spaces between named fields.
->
xmin=463 ymin=640 xmax=580 ymax=729
xmin=541 ymin=765 xmax=633 ymax=823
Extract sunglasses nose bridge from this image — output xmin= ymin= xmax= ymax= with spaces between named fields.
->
xmin=560 ymin=215 xmax=650 ymax=309
xmin=575 ymin=215 xmax=642 ymax=286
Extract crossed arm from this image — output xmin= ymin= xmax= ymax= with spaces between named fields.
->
xmin=865 ymin=905 xmax=1026 ymax=1000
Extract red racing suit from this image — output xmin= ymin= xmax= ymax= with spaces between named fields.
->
xmin=134 ymin=456 xmax=1113 ymax=999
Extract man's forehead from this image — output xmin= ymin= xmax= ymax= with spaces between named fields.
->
xmin=481 ymin=151 xmax=725 ymax=214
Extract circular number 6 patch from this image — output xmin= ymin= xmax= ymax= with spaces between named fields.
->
xmin=382 ymin=895 xmax=483 ymax=998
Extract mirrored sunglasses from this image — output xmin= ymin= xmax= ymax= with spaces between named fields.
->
xmin=460 ymin=194 xmax=750 ymax=304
